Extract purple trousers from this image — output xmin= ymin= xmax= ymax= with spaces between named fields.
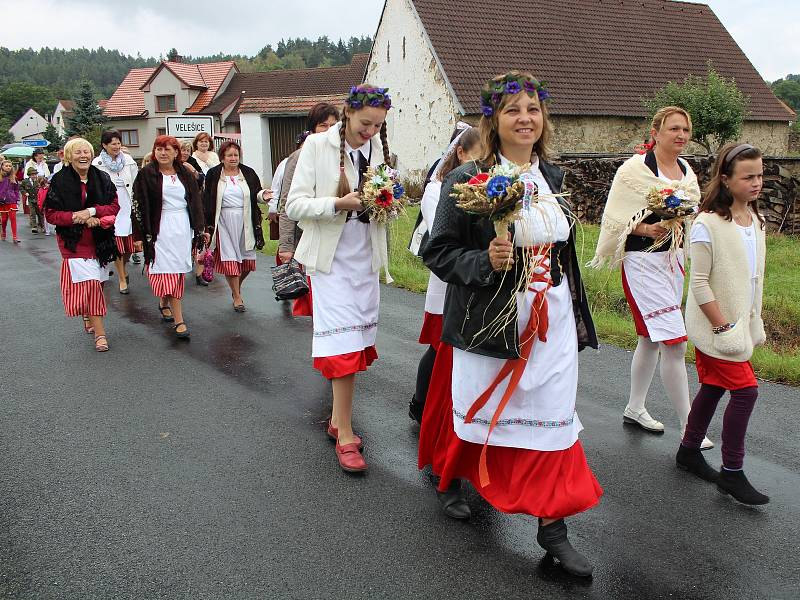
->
xmin=682 ymin=384 xmax=758 ymax=469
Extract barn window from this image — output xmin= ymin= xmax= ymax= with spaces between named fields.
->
xmin=403 ymin=37 xmax=406 ymax=59
xmin=386 ymin=41 xmax=390 ymax=63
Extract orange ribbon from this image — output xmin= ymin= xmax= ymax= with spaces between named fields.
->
xmin=463 ymin=245 xmax=553 ymax=488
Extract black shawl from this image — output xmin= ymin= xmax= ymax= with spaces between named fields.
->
xmin=44 ymin=165 xmax=118 ymax=266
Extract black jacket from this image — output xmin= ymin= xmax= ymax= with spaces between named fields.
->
xmin=423 ymin=159 xmax=598 ymax=359
xmin=202 ymin=163 xmax=265 ymax=250
xmin=131 ymin=161 xmax=206 ymax=265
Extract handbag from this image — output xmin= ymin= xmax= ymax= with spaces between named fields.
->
xmin=270 ymin=259 xmax=309 ymax=300
xmin=196 ymin=241 xmax=215 ymax=283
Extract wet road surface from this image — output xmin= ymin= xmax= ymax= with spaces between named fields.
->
xmin=1 ymin=229 xmax=798 ymax=599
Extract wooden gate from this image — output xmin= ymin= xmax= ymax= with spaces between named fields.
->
xmin=269 ymin=117 xmax=306 ymax=172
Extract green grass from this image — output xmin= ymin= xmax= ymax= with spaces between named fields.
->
xmin=262 ymin=208 xmax=800 ymax=383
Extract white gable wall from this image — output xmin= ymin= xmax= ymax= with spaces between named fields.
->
xmin=367 ymin=0 xmax=459 ymax=174
xmin=9 ymin=109 xmax=49 ymax=141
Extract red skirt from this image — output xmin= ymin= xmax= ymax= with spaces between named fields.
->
xmin=148 ymin=271 xmax=185 ymax=299
xmin=59 ymin=261 xmax=106 ymax=317
xmin=214 ymin=247 xmax=256 ymax=277
xmin=115 ymin=235 xmax=135 ymax=255
xmin=418 ymin=343 xmax=603 ymax=519
xmin=695 ymin=349 xmax=757 ymax=390
xmin=621 ymin=264 xmax=687 ymax=345
xmin=313 ymin=346 xmax=378 ymax=380
xmin=292 ymin=276 xmax=313 ymax=317
xmin=418 ymin=311 xmax=443 ymax=350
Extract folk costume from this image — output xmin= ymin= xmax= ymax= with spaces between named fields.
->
xmin=132 ymin=162 xmax=205 ymax=299
xmin=93 ymin=151 xmax=138 ymax=255
xmin=285 ymin=121 xmax=390 ymax=379
xmin=203 ymin=163 xmax=265 ymax=278
xmin=191 ymin=150 xmax=219 ymax=175
xmin=43 ymin=165 xmax=119 ymax=318
xmin=0 ymin=175 xmax=21 ymax=242
xmin=591 ymin=151 xmax=701 ymax=432
xmin=419 ymin=156 xmax=602 ymax=519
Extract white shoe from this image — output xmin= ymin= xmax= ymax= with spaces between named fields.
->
xmin=680 ymin=426 xmax=715 ymax=451
xmin=623 ymin=407 xmax=665 ymax=432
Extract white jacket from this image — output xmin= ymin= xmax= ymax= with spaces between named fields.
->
xmin=285 ymin=122 xmax=391 ymax=280
xmin=91 ymin=153 xmax=138 ymax=193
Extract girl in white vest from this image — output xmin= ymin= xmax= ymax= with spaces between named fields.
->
xmin=590 ymin=107 xmax=712 ymax=449
xmin=676 ymin=143 xmax=769 ymax=505
xmin=93 ymin=130 xmax=139 ymax=295
xmin=285 ymin=85 xmax=393 ymax=474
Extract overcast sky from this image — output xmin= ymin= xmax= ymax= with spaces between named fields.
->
xmin=2 ymin=0 xmax=797 ymax=82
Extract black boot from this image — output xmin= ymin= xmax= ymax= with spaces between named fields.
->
xmin=195 ymin=275 xmax=209 ymax=287
xmin=676 ymin=445 xmax=718 ymax=482
xmin=717 ymin=469 xmax=769 ymax=505
xmin=434 ymin=477 xmax=471 ymax=520
xmin=536 ymin=519 xmax=593 ymax=577
xmin=408 ymin=394 xmax=424 ymax=424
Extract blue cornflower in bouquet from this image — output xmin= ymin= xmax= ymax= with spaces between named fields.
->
xmin=486 ymin=175 xmax=511 ymax=198
xmin=392 ymin=182 xmax=405 ymax=199
xmin=665 ymin=194 xmax=681 ymax=209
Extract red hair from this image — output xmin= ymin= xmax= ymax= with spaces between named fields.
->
xmin=218 ymin=140 xmax=241 ymax=161
xmin=152 ymin=135 xmax=181 ymax=156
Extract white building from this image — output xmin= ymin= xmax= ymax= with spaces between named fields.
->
xmin=8 ymin=108 xmax=49 ymax=141
xmin=51 ymin=100 xmax=73 ymax=137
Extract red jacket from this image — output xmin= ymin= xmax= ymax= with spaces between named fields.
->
xmin=44 ymin=182 xmax=119 ymax=260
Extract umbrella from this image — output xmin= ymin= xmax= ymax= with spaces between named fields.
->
xmin=0 ymin=146 xmax=35 ymax=158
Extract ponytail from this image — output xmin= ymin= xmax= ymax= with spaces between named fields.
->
xmin=336 ymin=113 xmax=351 ymax=198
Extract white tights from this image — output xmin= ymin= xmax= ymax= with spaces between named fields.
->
xmin=627 ymin=336 xmax=690 ymax=427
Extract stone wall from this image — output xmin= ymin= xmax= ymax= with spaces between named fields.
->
xmin=556 ymin=154 xmax=800 ymax=234
xmin=790 ymin=131 xmax=800 ymax=154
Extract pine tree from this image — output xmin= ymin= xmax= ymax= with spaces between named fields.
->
xmin=66 ymin=80 xmax=106 ymax=137
xmin=43 ymin=123 xmax=64 ymax=150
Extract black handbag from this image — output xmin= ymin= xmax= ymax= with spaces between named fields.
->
xmin=270 ymin=259 xmax=309 ymax=300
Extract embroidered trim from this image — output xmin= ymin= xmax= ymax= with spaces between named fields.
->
xmin=453 ymin=409 xmax=574 ymax=428
xmin=643 ymin=305 xmax=681 ymax=320
xmin=313 ymin=322 xmax=378 ymax=337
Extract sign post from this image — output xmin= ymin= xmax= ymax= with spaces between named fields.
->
xmin=165 ymin=116 xmax=214 ymax=138
xmin=22 ymin=139 xmax=49 ymax=148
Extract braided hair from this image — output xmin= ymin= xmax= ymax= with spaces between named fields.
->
xmin=336 ymin=111 xmax=352 ymax=198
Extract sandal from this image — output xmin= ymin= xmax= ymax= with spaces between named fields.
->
xmin=94 ymin=335 xmax=109 ymax=352
xmin=174 ymin=322 xmax=190 ymax=339
xmin=158 ymin=304 xmax=174 ymax=322
xmin=233 ymin=303 xmax=246 ymax=312
xmin=82 ymin=317 xmax=95 ymax=334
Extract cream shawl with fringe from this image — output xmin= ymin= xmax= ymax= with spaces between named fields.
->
xmin=588 ymin=154 xmax=700 ymax=269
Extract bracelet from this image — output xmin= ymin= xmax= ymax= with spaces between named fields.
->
xmin=713 ymin=322 xmax=735 ymax=334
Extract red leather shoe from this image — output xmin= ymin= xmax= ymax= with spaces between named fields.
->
xmin=336 ymin=442 xmax=368 ymax=473
xmin=326 ymin=420 xmax=363 ymax=450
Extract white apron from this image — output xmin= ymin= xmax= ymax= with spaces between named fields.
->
xmin=113 ymin=181 xmax=133 ymax=237
xmin=310 ymin=219 xmax=379 ymax=358
xmin=217 ymin=177 xmax=256 ymax=264
xmin=452 ymin=159 xmax=582 ymax=452
xmin=68 ymin=258 xmax=109 ymax=283
xmin=150 ymin=177 xmax=193 ymax=275
xmin=622 ymin=251 xmax=686 ymax=342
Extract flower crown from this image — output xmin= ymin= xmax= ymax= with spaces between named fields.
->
xmin=346 ymin=85 xmax=392 ymax=110
xmin=479 ymin=74 xmax=550 ymax=117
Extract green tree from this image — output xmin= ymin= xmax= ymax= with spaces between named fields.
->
xmin=0 ymin=116 xmax=14 ymax=144
xmin=771 ymin=77 xmax=800 ymax=113
xmin=42 ymin=122 xmax=64 ymax=149
xmin=0 ymin=81 xmax=56 ymax=123
xmin=645 ymin=66 xmax=749 ymax=153
xmin=66 ymin=80 xmax=106 ymax=137
xmin=167 ymin=48 xmax=180 ymax=62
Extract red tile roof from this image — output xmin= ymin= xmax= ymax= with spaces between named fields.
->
xmin=58 ymin=100 xmax=74 ymax=111
xmin=202 ymin=54 xmax=369 ymax=120
xmin=239 ymin=94 xmax=347 ymax=115
xmin=103 ymin=67 xmax=156 ymax=118
xmin=411 ymin=0 xmax=794 ymax=121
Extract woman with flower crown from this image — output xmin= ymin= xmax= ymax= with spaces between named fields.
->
xmin=589 ymin=107 xmax=713 ymax=451
xmin=285 ymin=85 xmax=394 ymax=474
xmin=418 ymin=71 xmax=601 ymax=577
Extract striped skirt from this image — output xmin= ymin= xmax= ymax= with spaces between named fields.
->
xmin=214 ymin=247 xmax=256 ymax=277
xmin=59 ymin=261 xmax=106 ymax=317
xmin=115 ymin=235 xmax=136 ymax=255
xmin=147 ymin=270 xmax=185 ymax=299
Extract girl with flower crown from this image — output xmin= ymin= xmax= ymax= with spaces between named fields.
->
xmin=285 ymin=85 xmax=393 ymax=474
xmin=419 ymin=71 xmax=601 ymax=577
xmin=589 ymin=107 xmax=713 ymax=451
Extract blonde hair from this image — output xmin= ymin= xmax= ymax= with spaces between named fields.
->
xmin=141 ymin=152 xmax=152 ymax=168
xmin=478 ymin=71 xmax=553 ymax=164
xmin=63 ymin=138 xmax=95 ymax=163
xmin=0 ymin=159 xmax=16 ymax=183
xmin=180 ymin=141 xmax=193 ymax=153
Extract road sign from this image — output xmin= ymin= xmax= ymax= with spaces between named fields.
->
xmin=165 ymin=116 xmax=214 ymax=138
xmin=22 ymin=139 xmax=49 ymax=148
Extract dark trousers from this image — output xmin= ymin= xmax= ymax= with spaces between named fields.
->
xmin=682 ymin=384 xmax=759 ymax=470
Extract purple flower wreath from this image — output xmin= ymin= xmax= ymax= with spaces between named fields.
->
xmin=346 ymin=85 xmax=392 ymax=110
xmin=479 ymin=74 xmax=550 ymax=117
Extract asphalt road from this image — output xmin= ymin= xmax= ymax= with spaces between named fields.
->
xmin=1 ymin=227 xmax=798 ymax=600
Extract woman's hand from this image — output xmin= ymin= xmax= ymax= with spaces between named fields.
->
xmin=202 ymin=232 xmax=211 ymax=245
xmin=635 ymin=222 xmax=669 ymax=239
xmin=335 ymin=191 xmax=362 ymax=211
xmin=489 ymin=234 xmax=514 ymax=271
xmin=85 ymin=217 xmax=100 ymax=228
xmin=134 ymin=241 xmax=143 ymax=252
xmin=72 ymin=209 xmax=91 ymax=224
xmin=278 ymin=251 xmax=294 ymax=263
xmin=260 ymin=189 xmax=273 ymax=204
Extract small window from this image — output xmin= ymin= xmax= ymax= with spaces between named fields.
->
xmin=156 ymin=95 xmax=176 ymax=112
xmin=403 ymin=37 xmax=406 ymax=60
xmin=386 ymin=41 xmax=390 ymax=63
xmin=120 ymin=129 xmax=139 ymax=147
xmin=156 ymin=128 xmax=167 ymax=137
